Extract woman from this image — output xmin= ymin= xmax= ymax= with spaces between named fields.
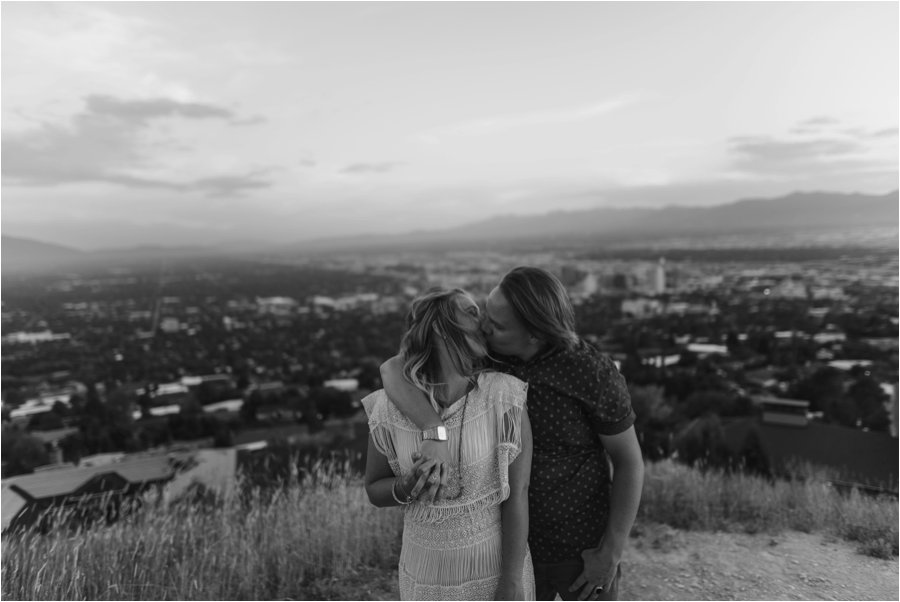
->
xmin=363 ymin=287 xmax=535 ymax=600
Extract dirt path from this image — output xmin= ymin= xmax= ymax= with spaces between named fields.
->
xmin=621 ymin=524 xmax=898 ymax=601
xmin=352 ymin=523 xmax=898 ymax=601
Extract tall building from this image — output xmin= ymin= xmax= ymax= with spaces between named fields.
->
xmin=654 ymin=257 xmax=666 ymax=295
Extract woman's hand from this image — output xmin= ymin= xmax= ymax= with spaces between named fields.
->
xmin=494 ymin=576 xmax=524 ymax=601
xmin=411 ymin=440 xmax=451 ymax=502
xmin=402 ymin=456 xmax=439 ymax=502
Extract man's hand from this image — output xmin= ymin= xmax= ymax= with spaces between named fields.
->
xmin=494 ymin=576 xmax=524 ymax=600
xmin=411 ymin=440 xmax=451 ymax=503
xmin=568 ymin=544 xmax=619 ymax=601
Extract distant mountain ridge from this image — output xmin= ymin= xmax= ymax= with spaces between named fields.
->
xmin=457 ymin=190 xmax=898 ymax=238
xmin=1 ymin=236 xmax=222 ymax=274
xmin=1 ymin=235 xmax=86 ymax=273
xmin=286 ymin=189 xmax=899 ymax=252
xmin=2 ymin=190 xmax=897 ymax=272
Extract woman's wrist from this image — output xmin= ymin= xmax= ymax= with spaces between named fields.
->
xmin=391 ymin=477 xmax=414 ymax=505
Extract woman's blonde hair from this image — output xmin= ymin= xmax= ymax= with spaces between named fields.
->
xmin=399 ymin=287 xmax=484 ymax=402
xmin=499 ymin=266 xmax=580 ymax=351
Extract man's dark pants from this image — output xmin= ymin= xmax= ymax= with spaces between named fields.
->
xmin=533 ymin=561 xmax=621 ymax=601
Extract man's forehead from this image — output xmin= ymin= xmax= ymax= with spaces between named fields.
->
xmin=485 ymin=289 xmax=512 ymax=318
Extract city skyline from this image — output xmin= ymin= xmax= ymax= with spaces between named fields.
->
xmin=2 ymin=1 xmax=898 ymax=250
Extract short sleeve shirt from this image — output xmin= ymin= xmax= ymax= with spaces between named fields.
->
xmin=491 ymin=340 xmax=635 ymax=563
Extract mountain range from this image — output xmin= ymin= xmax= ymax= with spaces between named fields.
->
xmin=3 ymin=190 xmax=897 ymax=273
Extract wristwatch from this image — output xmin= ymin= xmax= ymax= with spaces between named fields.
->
xmin=422 ymin=425 xmax=448 ymax=441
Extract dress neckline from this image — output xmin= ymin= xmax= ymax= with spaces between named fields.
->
xmin=433 ymin=373 xmax=481 ymax=416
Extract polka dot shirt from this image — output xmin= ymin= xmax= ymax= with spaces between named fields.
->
xmin=491 ymin=340 xmax=635 ymax=563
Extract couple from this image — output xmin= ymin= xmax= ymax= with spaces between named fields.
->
xmin=362 ymin=266 xmax=643 ymax=601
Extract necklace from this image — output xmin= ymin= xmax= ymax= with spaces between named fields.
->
xmin=439 ymin=385 xmax=469 ymax=501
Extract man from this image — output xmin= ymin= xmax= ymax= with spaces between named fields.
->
xmin=380 ymin=266 xmax=643 ymax=601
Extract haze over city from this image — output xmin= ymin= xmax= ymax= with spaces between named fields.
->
xmin=2 ymin=1 xmax=897 ymax=250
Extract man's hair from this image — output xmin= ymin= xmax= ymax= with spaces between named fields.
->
xmin=399 ymin=287 xmax=483 ymax=401
xmin=499 ymin=266 xmax=579 ymax=351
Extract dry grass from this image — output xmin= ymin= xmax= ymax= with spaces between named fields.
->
xmin=2 ymin=462 xmax=402 ymax=601
xmin=2 ymin=459 xmax=896 ymax=600
xmin=639 ymin=460 xmax=898 ymax=558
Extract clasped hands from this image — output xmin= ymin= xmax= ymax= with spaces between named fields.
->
xmin=404 ymin=439 xmax=453 ymax=503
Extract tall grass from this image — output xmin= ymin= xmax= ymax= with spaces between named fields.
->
xmin=2 ymin=461 xmax=402 ymax=601
xmin=2 ymin=459 xmax=896 ymax=600
xmin=640 ymin=459 xmax=898 ymax=558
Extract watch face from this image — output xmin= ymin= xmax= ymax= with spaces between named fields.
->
xmin=425 ymin=426 xmax=448 ymax=440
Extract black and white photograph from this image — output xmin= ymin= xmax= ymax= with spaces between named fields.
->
xmin=1 ymin=2 xmax=897 ymax=600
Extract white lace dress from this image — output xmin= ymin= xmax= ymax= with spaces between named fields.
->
xmin=362 ymin=371 xmax=536 ymax=601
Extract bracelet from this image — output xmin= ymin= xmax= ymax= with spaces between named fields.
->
xmin=391 ymin=477 xmax=413 ymax=505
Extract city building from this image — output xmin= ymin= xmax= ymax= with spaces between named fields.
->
xmin=654 ymin=258 xmax=666 ymax=295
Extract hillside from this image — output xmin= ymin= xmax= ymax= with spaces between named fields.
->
xmin=3 ymin=190 xmax=897 ymax=269
xmin=0 ymin=235 xmax=222 ymax=274
xmin=285 ymin=189 xmax=899 ymax=253
xmin=0 ymin=235 xmax=85 ymax=273
xmin=452 ymin=190 xmax=900 ymax=240
xmin=357 ymin=526 xmax=899 ymax=601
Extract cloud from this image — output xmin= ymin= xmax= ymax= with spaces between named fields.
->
xmin=798 ymin=116 xmax=840 ymax=127
xmin=730 ymin=136 xmax=864 ymax=164
xmin=339 ymin=162 xmax=402 ymax=174
xmin=187 ymin=173 xmax=272 ymax=197
xmin=790 ymin=115 xmax=842 ymax=135
xmin=83 ymin=94 xmax=234 ymax=124
xmin=418 ymin=97 xmax=636 ymax=143
xmin=866 ymin=127 xmax=899 ymax=139
xmin=727 ymin=117 xmax=897 ymax=179
xmin=2 ymin=94 xmax=271 ymax=195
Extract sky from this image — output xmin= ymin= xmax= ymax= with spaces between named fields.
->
xmin=2 ymin=1 xmax=898 ymax=250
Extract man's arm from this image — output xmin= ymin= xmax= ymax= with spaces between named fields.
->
xmin=495 ymin=410 xmax=532 ymax=600
xmin=380 ymin=355 xmax=444 ymax=429
xmin=570 ymin=426 xmax=644 ymax=600
xmin=379 ymin=355 xmax=451 ymax=499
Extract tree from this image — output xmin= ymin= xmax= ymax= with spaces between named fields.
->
xmin=355 ymin=359 xmax=382 ymax=391
xmin=212 ymin=422 xmax=235 ymax=447
xmin=77 ymin=383 xmax=139 ymax=454
xmin=310 ymin=386 xmax=355 ymax=419
xmin=789 ymin=367 xmax=845 ymax=413
xmin=137 ymin=393 xmax=153 ymax=420
xmin=738 ymin=427 xmax=770 ymax=477
xmin=1 ymin=426 xmax=50 ymax=477
xmin=844 ymin=376 xmax=890 ymax=431
xmin=673 ymin=414 xmax=731 ymax=469
xmin=629 ymin=384 xmax=673 ymax=460
xmin=240 ymin=390 xmax=262 ymax=424
xmin=682 ymin=390 xmax=735 ymax=420
xmin=300 ymin=395 xmax=322 ymax=432
xmin=28 ymin=411 xmax=64 ymax=431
